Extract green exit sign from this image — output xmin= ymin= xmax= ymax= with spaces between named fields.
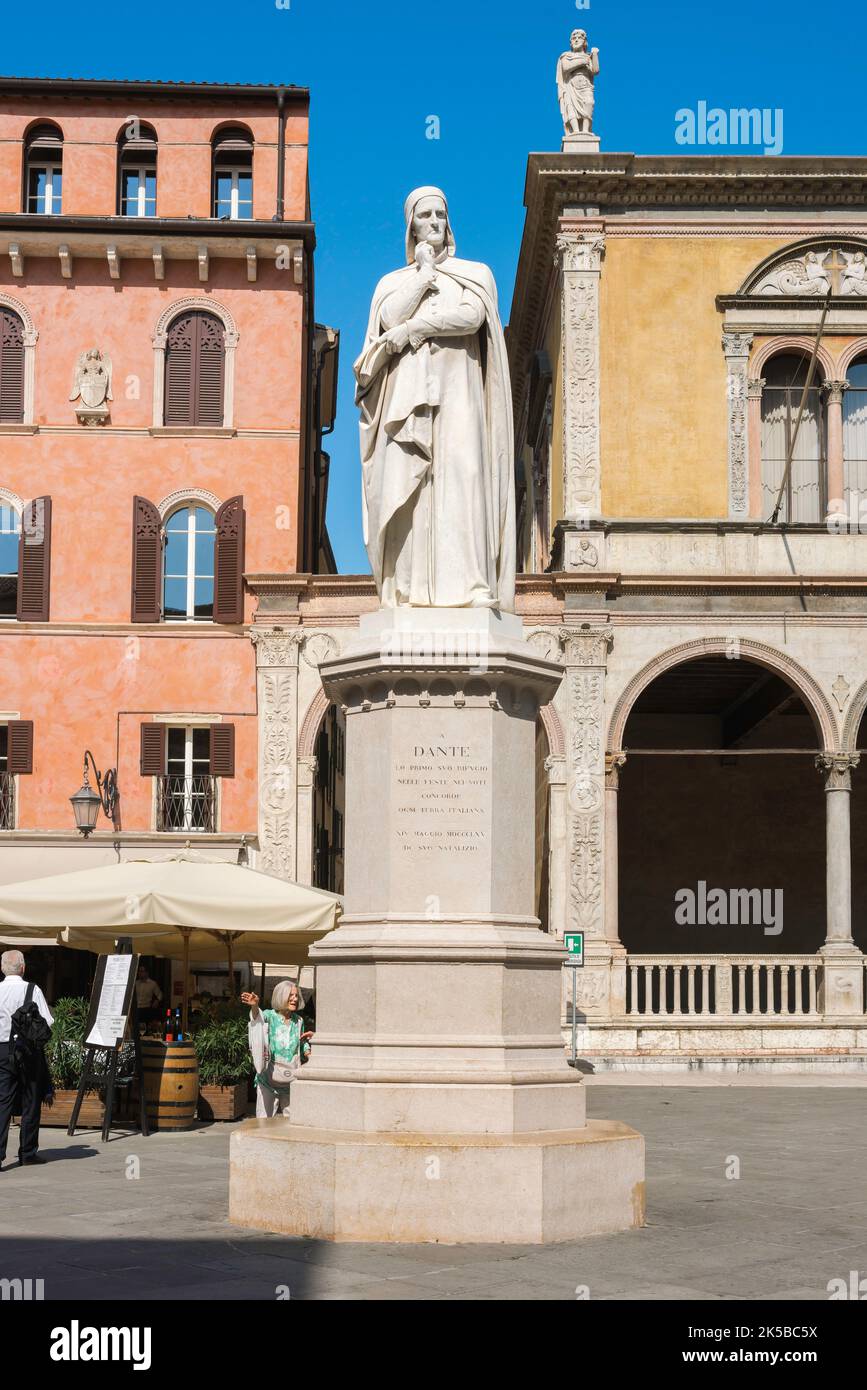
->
xmin=564 ymin=932 xmax=584 ymax=965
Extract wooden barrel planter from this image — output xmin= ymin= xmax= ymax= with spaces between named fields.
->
xmin=141 ymin=1040 xmax=199 ymax=1132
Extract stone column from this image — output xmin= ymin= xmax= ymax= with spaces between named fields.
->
xmin=559 ymin=622 xmax=615 ymax=1020
xmin=722 ymin=332 xmax=754 ymax=519
xmin=747 ymin=377 xmax=765 ymax=519
xmin=824 ymin=381 xmax=848 ymax=516
xmin=816 ymin=753 xmax=863 ymax=1016
xmin=545 ymin=753 xmax=568 ymax=940
xmin=295 ymin=755 xmax=317 ymax=887
xmin=250 ymin=627 xmax=304 ymax=881
xmin=605 ymin=753 xmax=627 ymax=1016
xmin=556 ymin=230 xmax=605 ymax=523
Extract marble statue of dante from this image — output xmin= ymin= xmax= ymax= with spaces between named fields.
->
xmin=557 ymin=29 xmax=600 ymax=135
xmin=354 ymin=187 xmax=516 ymax=611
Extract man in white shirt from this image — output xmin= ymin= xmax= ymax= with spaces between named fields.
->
xmin=134 ymin=964 xmax=163 ymax=1025
xmin=0 ymin=950 xmax=54 ymax=1169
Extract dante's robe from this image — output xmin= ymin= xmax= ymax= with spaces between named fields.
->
xmin=354 ymin=255 xmax=516 ymax=611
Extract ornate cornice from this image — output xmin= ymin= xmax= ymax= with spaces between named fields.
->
xmin=508 ymin=152 xmax=867 ymax=421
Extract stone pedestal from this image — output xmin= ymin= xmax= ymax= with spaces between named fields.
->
xmin=230 ymin=610 xmax=644 ymax=1243
xmin=562 ymin=132 xmax=601 ymax=154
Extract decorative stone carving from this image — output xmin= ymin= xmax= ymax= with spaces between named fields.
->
xmin=722 ymin=332 xmax=753 ymax=519
xmin=250 ymin=627 xmax=305 ymax=669
xmin=70 ymin=348 xmax=112 ymax=426
xmin=557 ymin=233 xmax=604 ymax=522
xmin=832 ymin=675 xmax=851 ymax=713
xmin=556 ymin=29 xmax=600 ymax=151
xmin=251 ymin=628 xmax=307 ymax=881
xmin=567 ymin=536 xmax=600 ymax=568
xmin=605 ymin=752 xmax=627 ymax=791
xmin=301 ymin=631 xmax=339 ymax=668
xmin=559 ymin=624 xmax=613 ymax=938
xmin=816 ymin=753 xmax=860 ymax=792
xmin=526 ymin=628 xmax=563 ymax=664
xmin=754 ymin=247 xmax=867 ymax=297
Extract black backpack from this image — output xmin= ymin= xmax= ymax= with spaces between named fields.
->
xmin=11 ymin=983 xmax=52 ymax=1068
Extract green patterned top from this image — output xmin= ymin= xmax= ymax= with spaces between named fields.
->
xmin=255 ymin=1009 xmax=310 ymax=1090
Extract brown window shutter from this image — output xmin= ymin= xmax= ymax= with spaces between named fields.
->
xmin=0 ymin=309 xmax=25 ymax=423
xmin=209 ymin=723 xmax=235 ymax=778
xmin=164 ymin=311 xmax=225 ymax=427
xmin=131 ymin=496 xmax=162 ymax=623
xmin=16 ymin=496 xmax=51 ymax=622
xmin=140 ymin=723 xmax=166 ymax=776
xmin=213 ymin=495 xmax=245 ymax=624
xmin=7 ymin=720 xmax=33 ymax=775
xmin=195 ymin=312 xmax=226 ymax=427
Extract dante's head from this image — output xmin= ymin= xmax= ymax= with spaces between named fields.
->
xmin=404 ymin=186 xmax=456 ymax=265
xmin=571 ymin=29 xmax=587 ymax=52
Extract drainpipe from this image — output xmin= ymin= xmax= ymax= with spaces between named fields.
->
xmin=275 ymin=87 xmax=286 ymax=222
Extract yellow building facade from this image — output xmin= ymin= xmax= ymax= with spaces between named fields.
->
xmin=507 ymin=154 xmax=867 ymax=1071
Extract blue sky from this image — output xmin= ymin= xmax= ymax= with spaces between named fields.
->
xmin=7 ymin=0 xmax=864 ymax=572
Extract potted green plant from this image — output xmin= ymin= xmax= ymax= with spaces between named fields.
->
xmin=42 ymin=996 xmax=105 ymax=1127
xmin=193 ymin=1015 xmax=251 ymax=1121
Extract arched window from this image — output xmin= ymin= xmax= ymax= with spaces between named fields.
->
xmin=118 ymin=122 xmax=157 ymax=216
xmin=0 ymin=501 xmax=21 ymax=618
xmin=843 ymin=356 xmax=867 ymax=513
xmin=164 ymin=310 xmax=226 ymax=427
xmin=162 ymin=506 xmax=216 ymax=621
xmin=0 ymin=308 xmax=25 ymax=423
xmin=25 ymin=123 xmax=63 ymax=214
xmin=212 ymin=127 xmax=253 ymax=220
xmin=761 ymin=353 xmax=826 ymax=522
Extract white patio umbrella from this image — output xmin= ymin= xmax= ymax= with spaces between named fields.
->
xmin=0 ymin=852 xmax=342 ymax=1025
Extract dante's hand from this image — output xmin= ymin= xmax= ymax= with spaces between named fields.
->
xmin=415 ymin=242 xmax=437 ymax=270
xmin=384 ymin=323 xmax=411 ymax=355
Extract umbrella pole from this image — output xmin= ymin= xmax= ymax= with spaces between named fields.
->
xmin=227 ymin=935 xmax=235 ymax=1001
xmin=181 ymin=928 xmax=191 ymax=1036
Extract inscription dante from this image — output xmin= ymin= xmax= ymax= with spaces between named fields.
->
xmin=393 ymin=740 xmax=491 ymax=858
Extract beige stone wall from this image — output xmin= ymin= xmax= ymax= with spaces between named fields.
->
xmin=597 ymin=236 xmax=795 ymax=518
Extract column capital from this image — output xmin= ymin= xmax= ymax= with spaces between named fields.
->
xmin=251 ymin=626 xmax=305 ymax=669
xmin=824 ymin=379 xmax=849 ymax=405
xmin=605 ymin=752 xmax=627 ymax=790
xmin=544 ymin=753 xmax=568 ymax=785
xmin=297 ymin=755 xmax=318 ymax=789
xmin=746 ymin=376 xmax=766 ymax=400
xmin=816 ymin=753 xmax=860 ymax=791
xmin=555 ymin=230 xmax=606 ymax=273
xmin=558 ymin=623 xmax=614 ymax=668
xmin=721 ymin=331 xmax=753 ymax=359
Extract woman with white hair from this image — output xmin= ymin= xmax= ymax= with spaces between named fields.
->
xmin=240 ymin=982 xmax=312 ymax=1117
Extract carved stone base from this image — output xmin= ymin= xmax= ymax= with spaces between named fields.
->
xmin=230 ymin=1118 xmax=645 ymax=1243
xmin=562 ymin=133 xmax=601 ymax=154
xmin=75 ymin=405 xmax=110 ymax=427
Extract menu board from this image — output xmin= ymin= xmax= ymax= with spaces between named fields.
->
xmin=84 ymin=953 xmax=138 ymax=1048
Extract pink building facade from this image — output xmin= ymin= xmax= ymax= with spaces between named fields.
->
xmin=0 ymin=78 xmax=338 ymax=994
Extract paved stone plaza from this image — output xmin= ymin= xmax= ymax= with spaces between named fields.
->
xmin=1 ymin=1084 xmax=865 ymax=1301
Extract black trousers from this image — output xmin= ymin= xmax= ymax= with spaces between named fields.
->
xmin=0 ymin=1041 xmax=42 ymax=1163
